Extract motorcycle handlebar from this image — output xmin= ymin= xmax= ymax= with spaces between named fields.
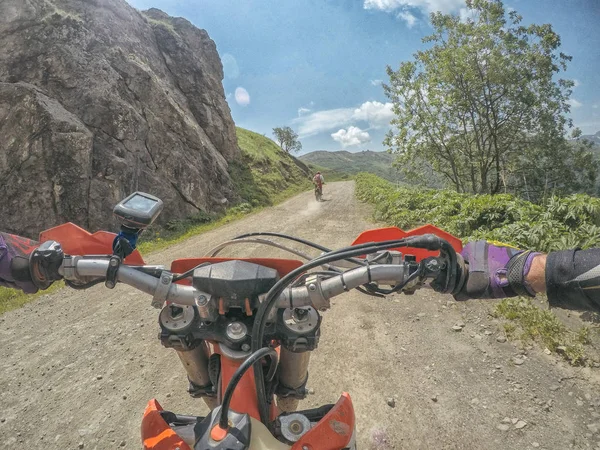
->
xmin=60 ymin=257 xmax=201 ymax=306
xmin=59 ymin=255 xmax=444 ymax=310
xmin=274 ymin=264 xmax=412 ymax=309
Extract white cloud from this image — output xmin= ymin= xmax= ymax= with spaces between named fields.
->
xmin=298 ymin=107 xmax=311 ymax=116
xmin=573 ymin=79 xmax=581 ymax=88
xmin=353 ymin=101 xmax=394 ymax=128
xmin=234 ymin=87 xmax=250 ymax=106
xmin=293 ymin=108 xmax=355 ymax=137
xmin=293 ymin=101 xmax=394 ymax=137
xmin=331 ymin=126 xmax=371 ymax=147
xmin=363 ymin=0 xmax=465 ymax=14
xmin=593 ymin=104 xmax=599 ymax=109
xmin=370 ymin=79 xmax=383 ymax=86
xmin=397 ymin=10 xmax=417 ymax=27
xmin=221 ymin=53 xmax=240 ymax=79
xmin=568 ymin=98 xmax=583 ymax=109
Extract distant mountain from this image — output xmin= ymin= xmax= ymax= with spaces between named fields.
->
xmin=299 ymin=150 xmax=402 ymax=182
xmin=580 ymin=131 xmax=600 ymax=146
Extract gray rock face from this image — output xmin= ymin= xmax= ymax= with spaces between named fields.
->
xmin=0 ymin=0 xmax=240 ymax=236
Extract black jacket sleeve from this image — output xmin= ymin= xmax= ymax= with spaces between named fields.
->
xmin=546 ymin=248 xmax=600 ymax=313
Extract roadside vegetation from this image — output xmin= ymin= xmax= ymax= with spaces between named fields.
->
xmin=355 ymin=173 xmax=600 ymax=253
xmin=355 ymin=172 xmax=598 ymax=364
xmin=0 ymin=127 xmax=311 ymax=314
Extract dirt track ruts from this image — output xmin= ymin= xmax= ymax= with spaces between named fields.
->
xmin=1 ymin=181 xmax=600 ymax=450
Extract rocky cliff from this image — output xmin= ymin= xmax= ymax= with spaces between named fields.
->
xmin=0 ymin=0 xmax=241 ymax=237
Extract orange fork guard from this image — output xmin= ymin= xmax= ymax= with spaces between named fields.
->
xmin=291 ymin=392 xmax=355 ymax=450
xmin=141 ymin=399 xmax=191 ymax=450
xmin=217 ymin=345 xmax=280 ymax=422
xmin=39 ymin=222 xmax=145 ymax=265
xmin=351 ymin=225 xmax=462 ymax=261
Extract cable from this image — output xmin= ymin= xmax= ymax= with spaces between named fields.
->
xmin=233 ymin=232 xmax=332 ymax=252
xmin=206 ymin=238 xmax=315 ymax=261
xmin=66 ymin=278 xmax=106 ymax=290
xmin=233 ymin=232 xmax=367 ymax=267
xmin=218 ymin=347 xmax=277 ymax=430
xmin=171 ymin=262 xmax=212 ymax=282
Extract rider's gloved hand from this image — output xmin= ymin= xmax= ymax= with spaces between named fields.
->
xmin=454 ymin=240 xmax=540 ymax=301
xmin=0 ymin=232 xmax=41 ymax=293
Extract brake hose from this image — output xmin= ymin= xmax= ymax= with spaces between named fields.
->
xmin=217 ymin=347 xmax=277 ymax=430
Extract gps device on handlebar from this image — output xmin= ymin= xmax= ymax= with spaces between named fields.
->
xmin=113 ymin=192 xmax=164 ymax=229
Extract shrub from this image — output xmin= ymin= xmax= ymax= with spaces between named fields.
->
xmin=355 ymin=173 xmax=600 ymax=252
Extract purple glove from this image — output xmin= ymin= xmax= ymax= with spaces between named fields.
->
xmin=0 ymin=232 xmax=40 ymax=294
xmin=455 ymin=240 xmax=540 ymax=301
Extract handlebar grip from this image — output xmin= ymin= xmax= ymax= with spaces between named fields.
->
xmin=10 ymin=255 xmax=32 ymax=282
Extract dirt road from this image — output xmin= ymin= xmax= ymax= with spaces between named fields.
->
xmin=1 ymin=181 xmax=600 ymax=449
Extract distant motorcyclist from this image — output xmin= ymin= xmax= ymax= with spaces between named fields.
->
xmin=313 ymin=171 xmax=324 ymax=199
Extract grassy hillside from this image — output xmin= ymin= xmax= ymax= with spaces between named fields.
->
xmin=300 ymin=150 xmax=402 ymax=182
xmin=230 ymin=128 xmax=311 ymax=205
xmin=302 ymin=161 xmax=352 ymax=182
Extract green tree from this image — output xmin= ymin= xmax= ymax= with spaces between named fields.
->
xmin=384 ymin=0 xmax=581 ymax=195
xmin=272 ymin=126 xmax=302 ymax=153
xmin=509 ymin=136 xmax=598 ymax=202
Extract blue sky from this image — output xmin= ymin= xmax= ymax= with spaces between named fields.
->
xmin=126 ymin=0 xmax=600 ymax=154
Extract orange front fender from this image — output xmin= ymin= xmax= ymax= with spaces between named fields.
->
xmin=141 ymin=399 xmax=191 ymax=450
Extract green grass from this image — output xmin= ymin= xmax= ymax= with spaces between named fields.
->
xmin=1 ymin=128 xmax=311 ymax=314
xmin=142 ymin=13 xmax=177 ymax=33
xmin=0 ymin=282 xmax=64 ymax=316
xmin=493 ymin=298 xmax=590 ymax=365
